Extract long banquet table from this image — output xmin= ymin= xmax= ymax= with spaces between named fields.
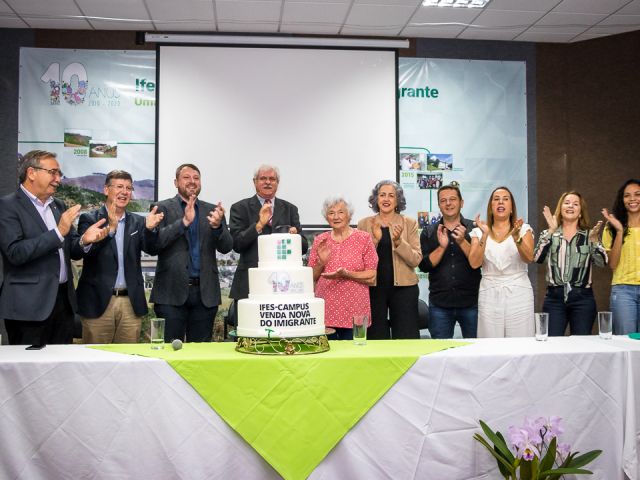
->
xmin=1 ymin=336 xmax=640 ymax=479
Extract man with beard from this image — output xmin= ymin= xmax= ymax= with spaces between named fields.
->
xmin=419 ymin=182 xmax=481 ymax=339
xmin=76 ymin=170 xmax=164 ymax=344
xmin=0 ymin=150 xmax=108 ymax=345
xmin=151 ymin=164 xmax=233 ymax=342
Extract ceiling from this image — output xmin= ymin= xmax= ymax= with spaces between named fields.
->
xmin=1 ymin=0 xmax=640 ymax=43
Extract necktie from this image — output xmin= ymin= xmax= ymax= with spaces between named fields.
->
xmin=265 ymin=199 xmax=273 ymax=225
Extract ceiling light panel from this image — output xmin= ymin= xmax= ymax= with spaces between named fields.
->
xmin=422 ymin=0 xmax=491 ymax=8
xmin=76 ymin=0 xmax=150 ymax=20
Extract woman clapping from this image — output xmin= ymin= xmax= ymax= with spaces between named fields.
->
xmin=602 ymin=179 xmax=640 ymax=334
xmin=534 ymin=191 xmax=606 ymax=336
xmin=308 ymin=197 xmax=378 ymax=340
xmin=469 ymin=186 xmax=534 ymax=337
xmin=358 ymin=180 xmax=422 ymax=339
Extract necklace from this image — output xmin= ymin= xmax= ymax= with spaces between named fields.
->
xmin=491 ymin=226 xmax=510 ymax=242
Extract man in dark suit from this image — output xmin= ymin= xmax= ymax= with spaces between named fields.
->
xmin=151 ymin=164 xmax=233 ymax=342
xmin=0 ymin=150 xmax=108 ymax=345
xmin=76 ymin=170 xmax=164 ymax=344
xmin=229 ymin=165 xmax=307 ymax=319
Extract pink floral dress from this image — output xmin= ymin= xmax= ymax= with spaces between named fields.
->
xmin=308 ymin=229 xmax=378 ymax=328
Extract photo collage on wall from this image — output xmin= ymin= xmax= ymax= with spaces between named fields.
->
xmin=398 ymin=57 xmax=528 ymax=301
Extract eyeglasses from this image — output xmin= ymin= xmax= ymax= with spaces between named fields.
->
xmin=108 ymin=184 xmax=135 ymax=193
xmin=33 ymin=166 xmax=63 ymax=177
xmin=327 ymin=210 xmax=347 ymax=217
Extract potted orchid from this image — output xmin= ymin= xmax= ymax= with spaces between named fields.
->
xmin=474 ymin=416 xmax=602 ymax=479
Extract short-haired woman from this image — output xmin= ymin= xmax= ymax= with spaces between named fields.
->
xmin=357 ymin=180 xmax=422 ymax=339
xmin=308 ymin=197 xmax=378 ymax=340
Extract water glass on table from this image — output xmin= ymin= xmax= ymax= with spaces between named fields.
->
xmin=150 ymin=318 xmax=165 ymax=349
xmin=598 ymin=311 xmax=613 ymax=340
xmin=535 ymin=312 xmax=548 ymax=341
xmin=352 ymin=315 xmax=368 ymax=346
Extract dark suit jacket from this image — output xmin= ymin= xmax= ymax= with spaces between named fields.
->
xmin=76 ymin=206 xmax=158 ymax=318
xmin=0 ymin=189 xmax=84 ymax=321
xmin=229 ymin=195 xmax=307 ymax=300
xmin=150 ymin=195 xmax=233 ymax=308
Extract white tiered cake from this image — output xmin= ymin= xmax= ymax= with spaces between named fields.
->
xmin=236 ymin=234 xmax=325 ymax=338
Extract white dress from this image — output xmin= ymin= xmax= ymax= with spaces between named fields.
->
xmin=470 ymin=224 xmax=534 ymax=338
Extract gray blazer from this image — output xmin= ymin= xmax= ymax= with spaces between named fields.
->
xmin=0 ymin=189 xmax=84 ymax=321
xmin=150 ymin=195 xmax=233 ymax=308
xmin=229 ymin=195 xmax=307 ymax=300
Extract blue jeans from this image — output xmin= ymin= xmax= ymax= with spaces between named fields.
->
xmin=428 ymin=304 xmax=478 ymax=339
xmin=610 ymin=284 xmax=640 ymax=334
xmin=543 ymin=286 xmax=596 ymax=336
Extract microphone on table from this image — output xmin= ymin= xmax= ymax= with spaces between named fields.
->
xmin=171 ymin=339 xmax=183 ymax=351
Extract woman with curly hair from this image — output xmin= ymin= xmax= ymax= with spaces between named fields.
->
xmin=602 ymin=179 xmax=640 ymax=334
xmin=357 ymin=180 xmax=422 ymax=339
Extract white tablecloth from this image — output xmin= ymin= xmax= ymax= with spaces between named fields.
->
xmin=1 ymin=336 xmax=639 ymax=479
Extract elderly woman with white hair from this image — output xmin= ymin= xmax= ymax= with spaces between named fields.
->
xmin=308 ymin=197 xmax=378 ymax=340
xmin=358 ymin=180 xmax=422 ymax=339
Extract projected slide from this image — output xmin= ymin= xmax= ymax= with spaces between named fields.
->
xmin=157 ymin=45 xmax=397 ymax=226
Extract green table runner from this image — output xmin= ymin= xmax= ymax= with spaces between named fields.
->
xmin=96 ymin=339 xmax=466 ymax=479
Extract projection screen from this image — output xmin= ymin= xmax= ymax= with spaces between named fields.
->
xmin=157 ymin=45 xmax=397 ymax=226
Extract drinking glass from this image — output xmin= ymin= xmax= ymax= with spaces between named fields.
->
xmin=535 ymin=313 xmax=548 ymax=341
xmin=352 ymin=315 xmax=368 ymax=346
xmin=150 ymin=318 xmax=165 ymax=349
xmin=598 ymin=311 xmax=613 ymax=340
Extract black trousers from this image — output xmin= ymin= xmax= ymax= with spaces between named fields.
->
xmin=368 ymin=284 xmax=420 ymax=340
xmin=154 ymin=285 xmax=217 ymax=342
xmin=5 ymin=283 xmax=74 ymax=345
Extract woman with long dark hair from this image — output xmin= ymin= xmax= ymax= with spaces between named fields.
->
xmin=469 ymin=186 xmax=534 ymax=337
xmin=602 ymin=179 xmax=640 ymax=334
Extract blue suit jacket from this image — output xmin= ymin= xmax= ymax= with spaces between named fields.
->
xmin=76 ymin=206 xmax=158 ymax=318
xmin=0 ymin=189 xmax=84 ymax=321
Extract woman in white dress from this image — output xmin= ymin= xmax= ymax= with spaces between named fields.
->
xmin=469 ymin=186 xmax=535 ymax=337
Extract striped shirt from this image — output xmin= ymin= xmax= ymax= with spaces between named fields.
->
xmin=534 ymin=228 xmax=607 ymax=294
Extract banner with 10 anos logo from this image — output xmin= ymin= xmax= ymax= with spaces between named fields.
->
xmin=18 ymin=48 xmax=157 ymax=212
